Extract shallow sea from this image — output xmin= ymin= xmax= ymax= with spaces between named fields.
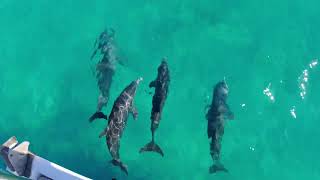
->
xmin=0 ymin=1 xmax=320 ymax=179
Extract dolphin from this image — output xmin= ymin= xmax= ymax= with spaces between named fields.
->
xmin=89 ymin=28 xmax=118 ymax=120
xmin=89 ymin=77 xmax=143 ymax=175
xmin=206 ymin=81 xmax=234 ymax=174
xmin=90 ymin=28 xmax=116 ymax=61
xmin=140 ymin=59 xmax=170 ymax=157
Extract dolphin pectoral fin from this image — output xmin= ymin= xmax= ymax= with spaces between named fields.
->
xmin=209 ymin=162 xmax=228 ymax=174
xmin=149 ymin=81 xmax=156 ymax=88
xmin=90 ymin=48 xmax=98 ymax=60
xmin=223 ymin=104 xmax=234 ymax=120
xmin=139 ymin=141 xmax=164 ymax=157
xmin=204 ymin=105 xmax=211 ymax=113
xmin=110 ymin=159 xmax=128 ymax=175
xmin=218 ymin=105 xmax=234 ymax=120
xmin=144 ymin=89 xmax=153 ymax=95
xmin=93 ymin=37 xmax=98 ymax=48
xmin=130 ymin=106 xmax=138 ymax=120
xmin=227 ymin=111 xmax=234 ymax=120
xmin=118 ymin=58 xmax=126 ymax=66
xmin=89 ymin=112 xmax=108 ymax=122
xmin=218 ymin=105 xmax=228 ymax=113
xmin=98 ymin=129 xmax=107 ymax=138
xmin=115 ymin=47 xmax=129 ymax=67
xmin=117 ymin=55 xmax=128 ymax=67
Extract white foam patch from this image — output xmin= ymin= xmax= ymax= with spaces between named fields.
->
xmin=249 ymin=146 xmax=255 ymax=151
xmin=263 ymin=83 xmax=275 ymax=102
xmin=290 ymin=107 xmax=297 ymax=119
xmin=298 ymin=59 xmax=318 ymax=100
xmin=309 ymin=59 xmax=318 ymax=69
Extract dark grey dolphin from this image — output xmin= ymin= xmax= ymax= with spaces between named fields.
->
xmin=206 ymin=81 xmax=234 ymax=174
xmin=90 ymin=28 xmax=116 ymax=61
xmin=89 ymin=77 xmax=143 ymax=175
xmin=89 ymin=28 xmax=118 ymax=120
xmin=140 ymin=59 xmax=170 ymax=157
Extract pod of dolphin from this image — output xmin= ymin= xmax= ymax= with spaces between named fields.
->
xmin=88 ymin=28 xmax=234 ymax=176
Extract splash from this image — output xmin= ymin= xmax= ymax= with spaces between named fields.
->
xmin=263 ymin=83 xmax=275 ymax=102
xmin=298 ymin=69 xmax=308 ymax=99
xmin=290 ymin=106 xmax=297 ymax=119
xmin=223 ymin=76 xmax=229 ymax=90
xmin=290 ymin=59 xmax=318 ymax=119
xmin=298 ymin=59 xmax=318 ymax=100
xmin=309 ymin=60 xmax=318 ymax=69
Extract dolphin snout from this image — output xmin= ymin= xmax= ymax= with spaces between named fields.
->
xmin=136 ymin=77 xmax=143 ymax=84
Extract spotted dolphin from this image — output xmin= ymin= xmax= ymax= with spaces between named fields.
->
xmin=89 ymin=77 xmax=143 ymax=175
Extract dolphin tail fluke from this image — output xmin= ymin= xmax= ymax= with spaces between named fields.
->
xmin=89 ymin=111 xmax=108 ymax=122
xmin=139 ymin=141 xmax=164 ymax=157
xmin=110 ymin=159 xmax=128 ymax=175
xmin=209 ymin=162 xmax=228 ymax=174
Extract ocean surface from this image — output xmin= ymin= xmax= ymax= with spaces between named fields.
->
xmin=0 ymin=1 xmax=320 ymax=180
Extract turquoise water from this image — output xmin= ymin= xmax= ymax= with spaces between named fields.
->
xmin=0 ymin=169 xmax=25 ymax=179
xmin=1 ymin=1 xmax=320 ymax=179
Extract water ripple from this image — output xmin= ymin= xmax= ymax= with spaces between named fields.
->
xmin=298 ymin=59 xmax=318 ymax=100
xmin=263 ymin=83 xmax=275 ymax=102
